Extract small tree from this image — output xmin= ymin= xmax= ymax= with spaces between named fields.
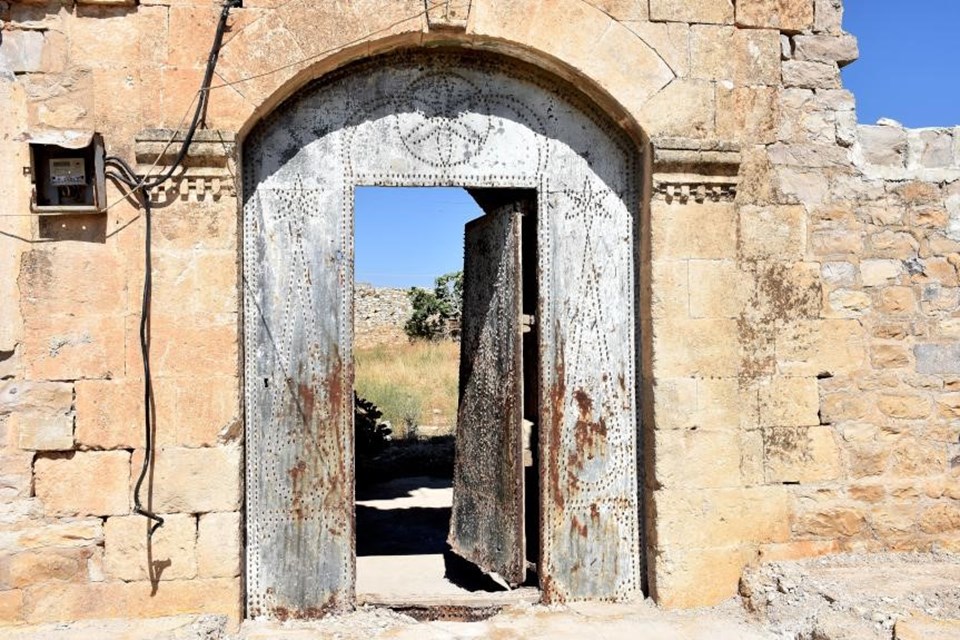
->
xmin=404 ymin=270 xmax=463 ymax=340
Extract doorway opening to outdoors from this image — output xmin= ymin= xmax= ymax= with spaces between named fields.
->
xmin=353 ymin=186 xmax=542 ymax=608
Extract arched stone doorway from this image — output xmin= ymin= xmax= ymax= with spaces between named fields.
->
xmin=242 ymin=49 xmax=643 ymax=618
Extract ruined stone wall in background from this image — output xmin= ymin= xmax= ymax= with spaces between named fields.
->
xmin=0 ymin=0 xmax=958 ymax=627
xmin=354 ymin=284 xmax=412 ymax=349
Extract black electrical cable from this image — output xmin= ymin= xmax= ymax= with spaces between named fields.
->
xmin=104 ymin=0 xmax=242 ymax=535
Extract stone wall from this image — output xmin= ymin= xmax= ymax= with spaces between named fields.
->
xmin=354 ymin=284 xmax=412 ymax=349
xmin=0 ymin=0 xmax=958 ymax=626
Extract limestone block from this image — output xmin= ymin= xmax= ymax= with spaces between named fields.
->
xmin=197 ymin=512 xmax=240 ymax=578
xmin=754 ymin=261 xmax=822 ymax=320
xmin=0 ymin=451 xmax=34 ymax=500
xmin=793 ymin=34 xmax=859 ymax=66
xmin=104 ymin=514 xmax=197 ymax=581
xmin=0 ymin=519 xmax=103 ymax=552
xmin=21 ymin=313 xmax=125 ymax=381
xmin=654 ymin=429 xmax=742 ymax=489
xmin=650 ymin=260 xmax=689 ymax=320
xmin=858 ymin=125 xmax=907 ymax=167
xmin=652 ymin=545 xmax=747 ymax=609
xmin=763 ymin=425 xmax=842 ymax=483
xmin=860 ymin=259 xmax=902 ymax=287
xmin=716 ymin=84 xmax=778 ymax=145
xmin=892 ymin=436 xmax=945 ymax=476
xmin=147 ymin=250 xmax=238 ymax=317
xmin=652 ymin=201 xmax=737 ymax=260
xmin=914 ymin=129 xmax=955 ymax=168
xmin=653 ymin=377 xmax=740 ymax=431
xmin=918 ymin=503 xmax=960 ymax=534
xmin=34 ymin=451 xmax=131 ymax=517
xmin=0 ymin=589 xmax=23 ymax=623
xmin=653 ymin=318 xmax=739 ymax=377
xmin=810 ymin=230 xmax=862 ymax=257
xmin=11 ymin=411 xmax=73 ymax=452
xmin=69 ymin=6 xmax=140 ymax=68
xmin=649 ymin=0 xmax=733 ymax=24
xmin=653 ymin=486 xmax=792 ymax=549
xmin=774 ymin=167 xmax=829 ymax=205
xmin=821 ymin=262 xmax=857 ymax=287
xmin=735 ymin=0 xmax=814 ymax=32
xmin=690 ymin=26 xmax=780 ymax=84
xmin=623 ymin=21 xmax=690 ymax=76
xmin=587 ymin=0 xmax=648 ymax=20
xmin=820 ymin=391 xmax=874 ymax=424
xmin=825 ymin=289 xmax=871 ymax=317
xmin=688 ymin=260 xmax=744 ymax=318
xmin=758 ymin=376 xmax=819 ymax=427
xmin=0 ymin=30 xmax=43 ymax=73
xmin=21 ymin=577 xmax=240 ymax=624
xmin=777 ymin=319 xmax=866 ymax=377
xmin=866 ymin=230 xmax=918 ymax=259
xmin=75 ymin=379 xmax=144 ymax=450
xmin=126 ymin=314 xmax=238 ymax=379
xmin=5 ymin=547 xmax=92 ymax=588
xmin=141 ymin=446 xmax=241 ymax=513
xmin=638 ymin=79 xmax=715 ymax=138
xmin=782 ymin=60 xmax=840 ymax=89
xmin=739 ymin=205 xmax=806 ymax=260
xmin=871 ymin=344 xmax=911 ymax=368
xmin=935 ymin=393 xmax=960 ymax=418
xmin=794 ymin=505 xmax=865 ymax=538
xmin=874 ymin=286 xmax=917 ymax=315
xmin=814 ymin=0 xmax=844 ymax=33
xmin=877 ymin=394 xmax=931 ymax=420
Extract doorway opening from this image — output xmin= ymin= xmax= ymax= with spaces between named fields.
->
xmin=353 ymin=186 xmax=541 ymax=607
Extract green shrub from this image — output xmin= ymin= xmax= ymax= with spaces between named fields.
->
xmin=404 ymin=271 xmax=463 ymax=340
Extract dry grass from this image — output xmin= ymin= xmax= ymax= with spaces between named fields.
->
xmin=354 ymin=340 xmax=460 ymax=438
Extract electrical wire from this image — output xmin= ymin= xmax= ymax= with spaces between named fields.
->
xmin=110 ymin=0 xmax=242 ymax=535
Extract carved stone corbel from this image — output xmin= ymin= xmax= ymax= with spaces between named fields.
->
xmin=651 ymin=137 xmax=741 ymax=204
xmin=134 ymin=129 xmax=237 ymax=204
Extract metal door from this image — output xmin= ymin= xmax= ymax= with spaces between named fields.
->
xmin=448 ymin=200 xmax=526 ymax=587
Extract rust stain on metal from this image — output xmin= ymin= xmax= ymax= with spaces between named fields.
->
xmin=288 ymin=459 xmax=307 ymax=521
xmin=571 ymin=387 xmax=607 ymax=466
xmin=547 ymin=332 xmax=566 ymax=512
xmin=571 ymin=514 xmax=588 ymax=538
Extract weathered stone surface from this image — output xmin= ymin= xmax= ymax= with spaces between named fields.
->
xmin=735 ymin=0 xmax=814 ymax=32
xmin=21 ymin=577 xmax=240 ymax=624
xmin=758 ymin=377 xmax=820 ymax=427
xmin=764 ymin=425 xmax=842 ymax=483
xmin=0 ymin=30 xmax=44 ymax=73
xmin=716 ymin=84 xmax=778 ymax=145
xmin=639 ymin=79 xmax=715 ymax=139
xmin=197 ymin=512 xmax=240 ymax=578
xmin=104 ymin=514 xmax=197 ymax=582
xmin=739 ymin=206 xmax=806 ymax=260
xmin=139 ymin=446 xmax=241 ymax=514
xmin=690 ymin=26 xmax=780 ymax=84
xmin=793 ymin=34 xmax=858 ymax=66
xmin=781 ymin=60 xmax=840 ymax=89
xmin=859 ymin=124 xmax=908 ymax=167
xmin=34 ymin=451 xmax=130 ymax=517
xmin=895 ymin=615 xmax=960 ymax=640
xmin=860 ymin=259 xmax=902 ymax=287
xmin=655 ymin=429 xmax=742 ymax=489
xmin=814 ymin=0 xmax=844 ymax=33
xmin=5 ymin=547 xmax=92 ymax=588
xmin=916 ymin=344 xmax=960 ymax=374
xmin=649 ymin=0 xmax=733 ymax=24
xmin=0 ymin=381 xmax=74 ymax=451
xmin=652 ymin=201 xmax=737 ymax=260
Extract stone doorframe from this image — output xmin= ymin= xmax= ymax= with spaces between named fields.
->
xmin=240 ymin=48 xmax=654 ymax=618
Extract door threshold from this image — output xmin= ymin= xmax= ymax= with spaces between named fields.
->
xmin=357 ymin=588 xmax=540 ymax=621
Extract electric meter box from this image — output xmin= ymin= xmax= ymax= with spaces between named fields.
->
xmin=28 ymin=132 xmax=106 ymax=214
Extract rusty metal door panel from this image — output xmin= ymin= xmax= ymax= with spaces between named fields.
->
xmin=243 ymin=184 xmax=354 ymax=618
xmin=449 ymin=205 xmax=525 ymax=586
xmin=537 ymin=176 xmax=641 ymax=601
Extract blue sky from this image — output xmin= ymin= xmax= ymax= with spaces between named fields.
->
xmin=356 ymin=6 xmax=960 ymax=288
